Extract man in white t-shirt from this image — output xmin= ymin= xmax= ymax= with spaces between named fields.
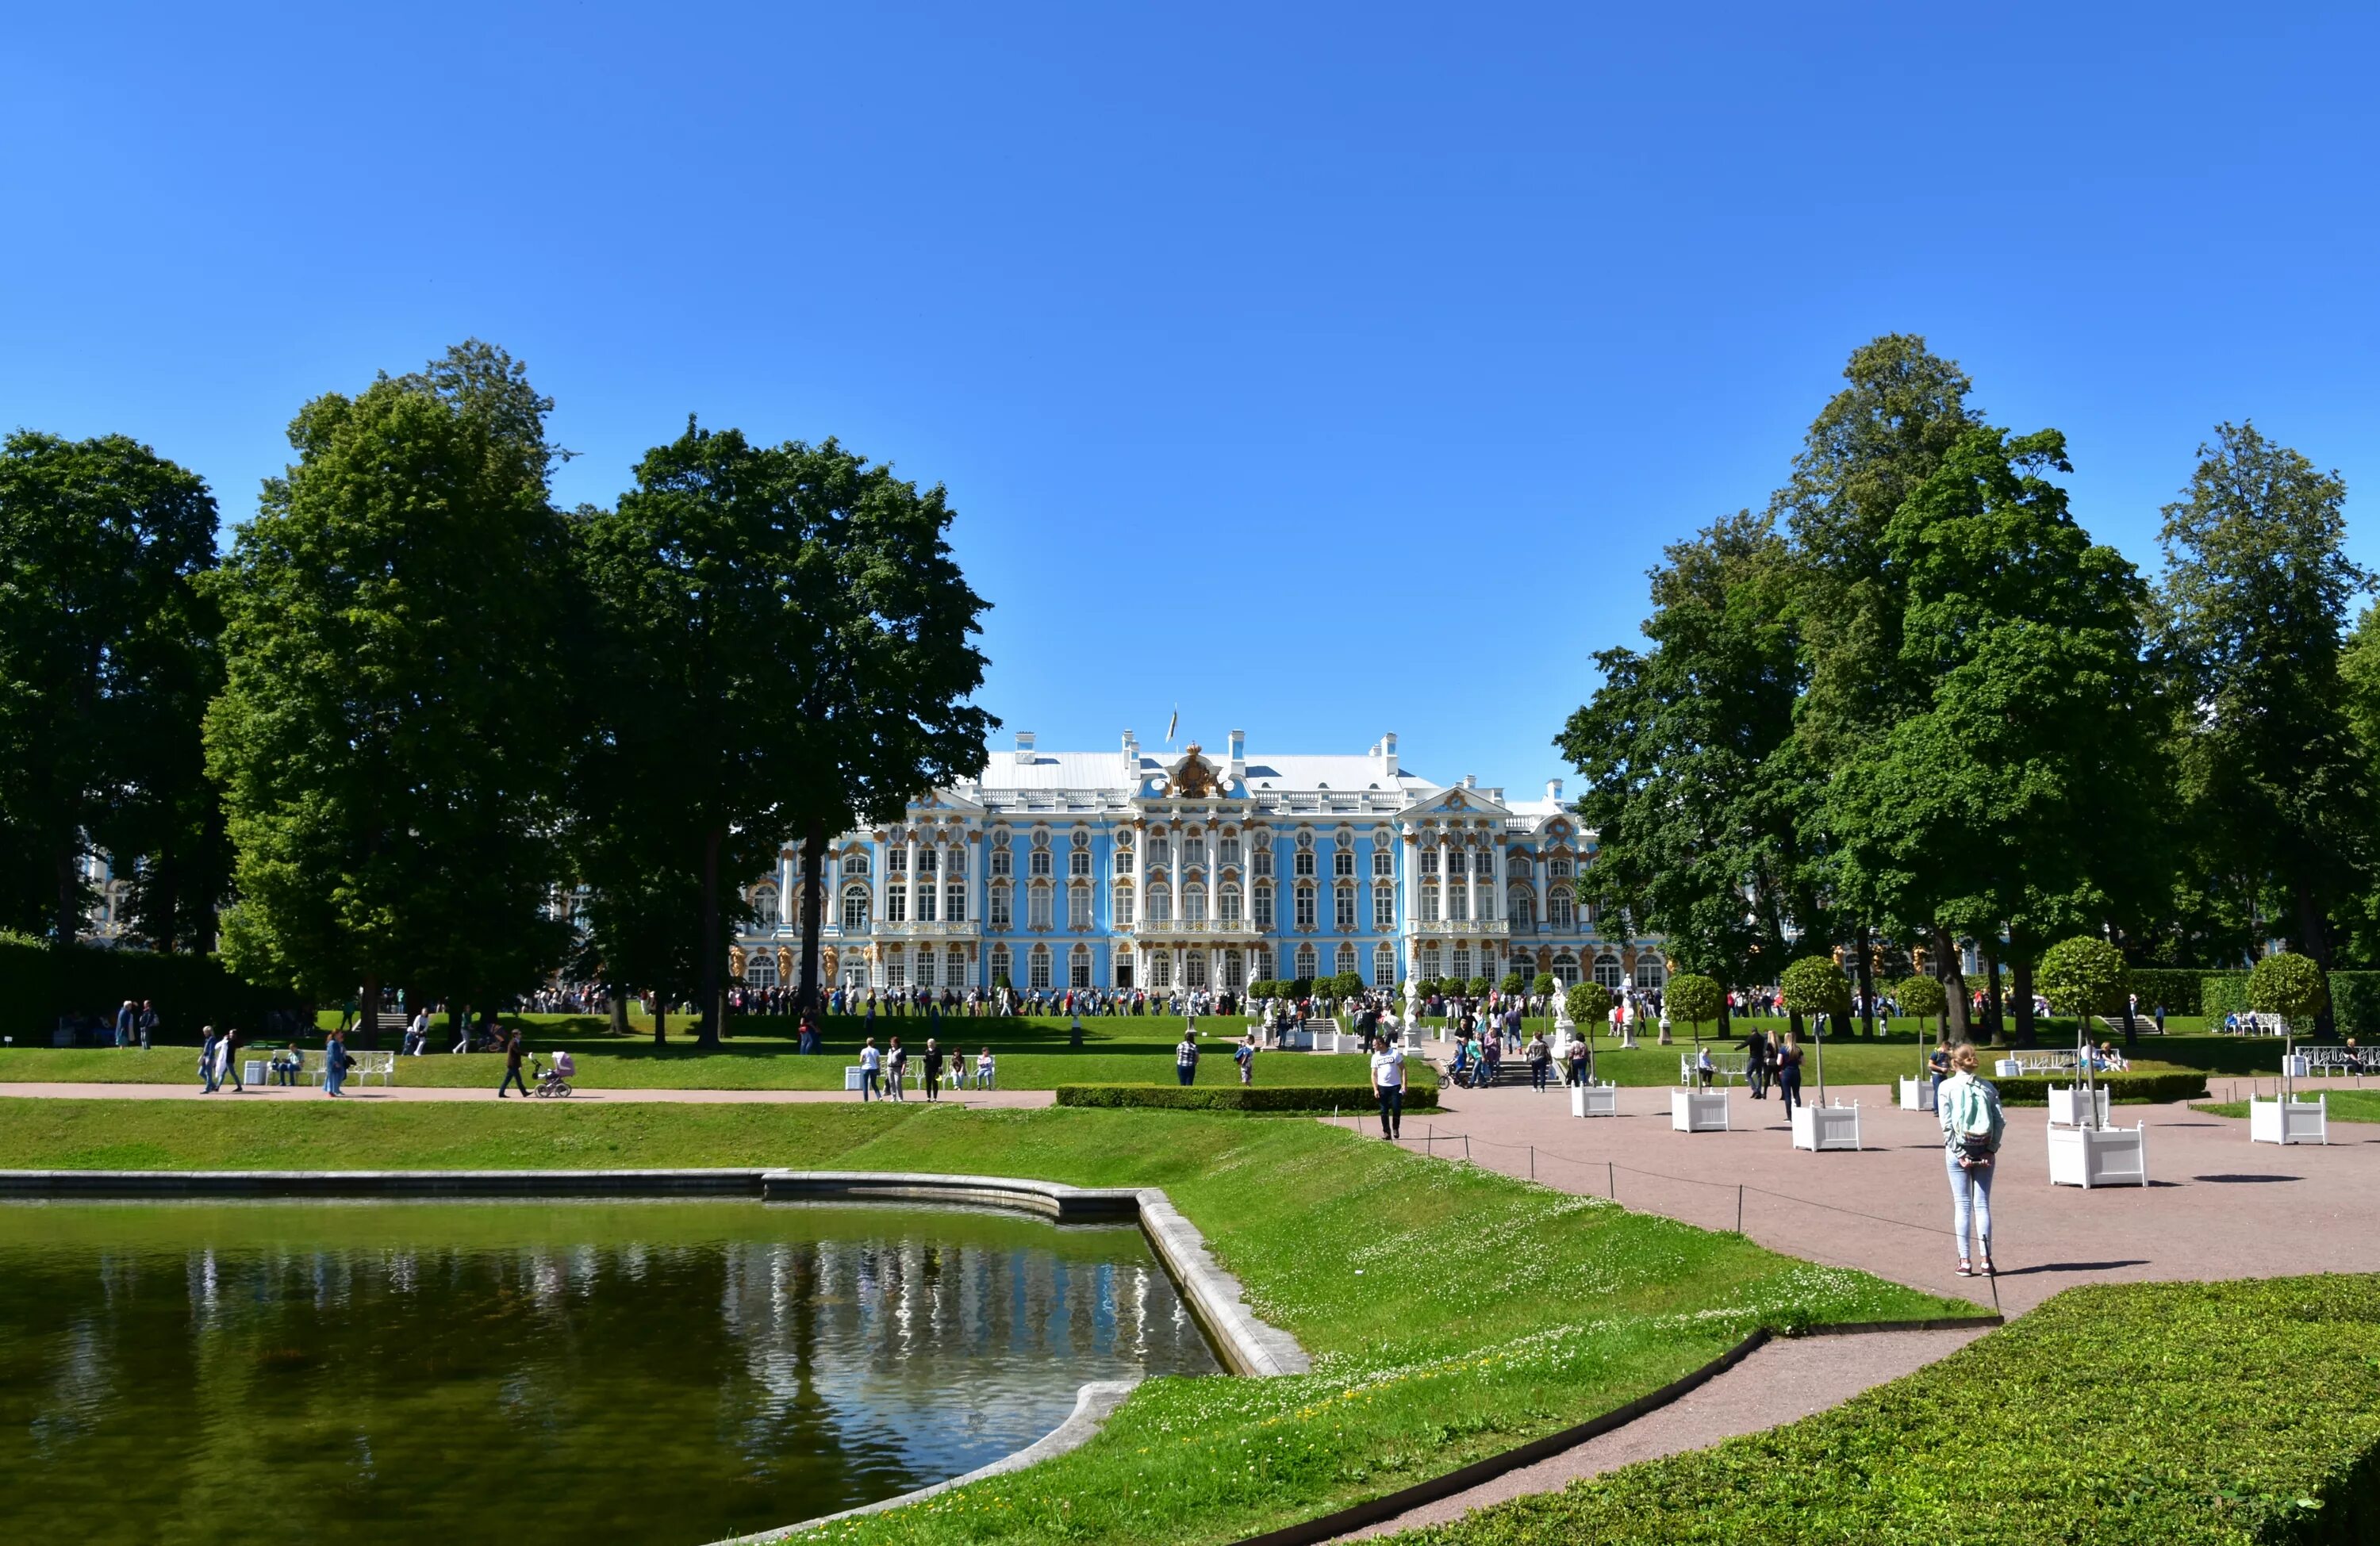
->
xmin=1369 ymin=1042 xmax=1407 ymax=1140
xmin=858 ymin=1037 xmax=881 ymax=1102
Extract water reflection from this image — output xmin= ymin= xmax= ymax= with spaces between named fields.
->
xmin=0 ymin=1201 xmax=1216 ymax=1546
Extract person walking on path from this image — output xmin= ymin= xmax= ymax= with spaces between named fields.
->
xmin=922 ymin=1038 xmax=945 ymax=1101
xmin=198 ymin=1026 xmax=222 ymax=1092
xmin=1526 ymin=1031 xmax=1551 ymax=1092
xmin=1777 ymin=1032 xmax=1804 ymax=1115
xmin=858 ymin=1036 xmax=881 ymax=1100
xmin=1369 ymin=1036 xmax=1406 ymax=1140
xmin=1938 ymin=1043 xmax=2006 ymax=1276
xmin=217 ymin=1028 xmax=244 ymax=1092
xmin=1175 ymin=1029 xmax=1200 ymax=1087
xmin=887 ymin=1036 xmax=908 ymax=1100
xmin=1927 ymin=1040 xmax=1952 ymax=1102
xmin=323 ymin=1029 xmax=352 ymax=1097
xmin=497 ymin=1030 xmax=532 ymax=1098
xmin=1234 ymin=1032 xmax=1257 ymax=1085
xmin=1745 ymin=1028 xmax=1770 ymax=1100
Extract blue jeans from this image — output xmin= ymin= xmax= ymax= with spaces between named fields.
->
xmin=861 ymin=1070 xmax=880 ymax=1101
xmin=1376 ymin=1084 xmax=1403 ymax=1137
xmin=1946 ymin=1148 xmax=1994 ymax=1260
xmin=1177 ymin=1064 xmax=1196 ymax=1086
xmin=325 ymin=1066 xmax=346 ymax=1096
xmin=1531 ymin=1061 xmax=1549 ymax=1091
xmin=1778 ymin=1068 xmax=1802 ymax=1113
xmin=499 ymin=1066 xmax=529 ymax=1097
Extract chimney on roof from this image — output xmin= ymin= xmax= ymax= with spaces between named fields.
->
xmin=1547 ymin=777 xmax=1564 ymax=803
xmin=1014 ymin=731 xmax=1036 ymax=766
xmin=1462 ymin=773 xmax=1477 ymax=790
xmin=1380 ymin=732 xmax=1398 ymax=778
xmin=1121 ymin=729 xmax=1138 ymax=781
xmin=1226 ymin=727 xmax=1246 ymax=777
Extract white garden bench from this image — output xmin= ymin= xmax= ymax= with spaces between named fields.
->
xmin=309 ymin=1051 xmax=396 ymax=1087
xmin=2307 ymin=1046 xmax=2369 ymax=1077
xmin=1679 ymin=1050 xmax=1749 ymax=1086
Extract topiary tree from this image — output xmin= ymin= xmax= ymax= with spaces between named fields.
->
xmin=2034 ymin=936 xmax=2128 ymax=1042
xmin=1337 ymin=971 xmax=1365 ymax=1003
xmin=1532 ymin=972 xmax=1557 ymax=999
xmin=1467 ymin=975 xmax=1491 ymax=999
xmin=1499 ymin=972 xmax=1524 ymax=996
xmin=1566 ymin=979 xmax=1614 ymax=1068
xmin=2248 ymin=951 xmax=2328 ymax=1035
xmin=1779 ymin=956 xmax=1852 ymax=1026
xmin=1895 ymin=973 xmax=1947 ymax=1042
xmin=1666 ymin=972 xmax=1723 ymax=1044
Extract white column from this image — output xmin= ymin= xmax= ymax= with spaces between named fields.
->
xmin=1170 ymin=820 xmax=1183 ymax=930
xmin=1401 ymin=829 xmax=1417 ymax=935
xmin=780 ymin=848 xmax=797 ymax=934
xmin=904 ymin=834 xmax=919 ymax=928
xmin=872 ymin=837 xmax=889 ymax=928
xmin=1439 ymin=832 xmax=1454 ymax=923
xmin=1491 ymin=838 xmax=1507 ymax=924
xmin=1534 ymin=850 xmax=1547 ymax=935
xmin=1464 ymin=834 xmax=1480 ymax=928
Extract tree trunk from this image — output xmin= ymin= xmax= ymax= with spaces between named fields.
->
xmin=361 ymin=976 xmax=381 ymax=1053
xmin=2010 ymin=957 xmax=2038 ymax=1047
xmin=53 ymin=842 xmax=80 ymax=946
xmin=1983 ymin=946 xmax=2005 ymax=1045
xmin=654 ymin=995 xmax=668 ymax=1045
xmin=153 ymin=836 xmax=180 ymax=953
xmin=609 ymin=990 xmax=628 ymax=1038
xmin=698 ymin=826 xmax=724 ymax=1050
xmin=1931 ymin=925 xmax=1971 ymax=1043
xmin=799 ymin=816 xmax=827 ymax=1014
xmin=2293 ymin=880 xmax=2338 ymax=1039
xmin=1855 ymin=926 xmax=1877 ymax=1038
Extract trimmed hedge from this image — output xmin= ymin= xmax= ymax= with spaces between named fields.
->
xmin=1409 ymin=1274 xmax=2380 ymax=1546
xmin=2128 ymin=968 xmax=2219 ymax=1016
xmin=0 ymin=938 xmax=298 ymax=1045
xmin=2196 ymin=971 xmax=2380 ymax=1036
xmin=1054 ymin=1083 xmax=1441 ymax=1114
xmin=2202 ymin=972 xmax=2252 ymax=1022
xmin=1988 ymin=1071 xmax=2208 ymax=1105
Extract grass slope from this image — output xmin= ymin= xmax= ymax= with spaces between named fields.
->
xmin=1394 ymin=1275 xmax=2380 ymax=1546
xmin=2200 ymin=1089 xmax=2380 ymax=1124
xmin=0 ymin=1098 xmax=1973 ymax=1544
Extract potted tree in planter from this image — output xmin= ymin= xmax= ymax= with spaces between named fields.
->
xmin=1780 ymin=955 xmax=1860 ymax=1149
xmin=2248 ymin=951 xmax=2330 ymax=1145
xmin=1895 ymin=973 xmax=1948 ymax=1111
xmin=2036 ymin=936 xmax=2147 ymax=1187
xmin=1564 ymin=980 xmax=1618 ymax=1116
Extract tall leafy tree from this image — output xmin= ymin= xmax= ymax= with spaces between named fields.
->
xmin=205 ymin=343 xmax=575 ymax=1034
xmin=1560 ymin=512 xmax=1825 ymax=998
xmin=2154 ymin=423 xmax=2370 ymax=1007
xmin=1775 ymin=335 xmax=1983 ymax=1028
xmin=0 ymin=432 xmax=220 ymax=942
xmin=1825 ymin=426 xmax=2164 ymax=1044
xmin=574 ymin=425 xmax=992 ymax=1048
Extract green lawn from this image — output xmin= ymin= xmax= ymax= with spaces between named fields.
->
xmin=1392 ymin=1274 xmax=2380 ymax=1546
xmin=0 ymin=1098 xmax=1975 ymax=1544
xmin=2200 ymin=1088 xmax=2380 ymax=1123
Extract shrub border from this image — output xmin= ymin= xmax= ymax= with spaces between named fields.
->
xmin=1987 ymin=1071 xmax=2207 ymax=1105
xmin=1054 ymin=1084 xmax=1441 ymax=1114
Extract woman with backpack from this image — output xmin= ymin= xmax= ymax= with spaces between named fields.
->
xmin=1937 ymin=1043 xmax=2006 ymax=1277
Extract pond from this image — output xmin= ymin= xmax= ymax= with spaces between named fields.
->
xmin=0 ymin=1199 xmax=1219 ymax=1545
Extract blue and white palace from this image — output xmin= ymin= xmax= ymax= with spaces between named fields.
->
xmin=729 ymin=729 xmax=1672 ymax=997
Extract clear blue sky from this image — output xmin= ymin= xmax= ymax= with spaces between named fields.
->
xmin=6 ymin=3 xmax=2376 ymax=796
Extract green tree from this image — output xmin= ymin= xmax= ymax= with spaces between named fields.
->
xmin=2247 ymin=950 xmax=2328 ymax=1030
xmin=1824 ymin=426 xmax=2164 ymax=1046
xmin=1779 ymin=955 xmax=1851 ymax=1026
xmin=1665 ymin=972 xmax=1723 ymax=1042
xmin=2033 ymin=936 xmax=2129 ymax=1039
xmin=1498 ymin=972 xmax=1523 ymax=996
xmin=1565 ymin=980 xmax=1611 ymax=1027
xmin=1531 ymin=972 xmax=1557 ymax=999
xmin=0 ymin=432 xmax=221 ymax=942
xmin=1894 ymin=973 xmax=1948 ymax=1041
xmin=206 ymin=343 xmax=575 ymax=1035
xmin=574 ymin=425 xmax=992 ymax=1047
xmin=2155 ymin=424 xmax=2369 ymax=1022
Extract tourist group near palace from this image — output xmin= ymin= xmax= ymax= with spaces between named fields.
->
xmin=721 ymin=727 xmax=1671 ymax=998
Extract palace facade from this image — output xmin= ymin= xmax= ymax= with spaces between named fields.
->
xmin=729 ymin=729 xmax=1672 ymax=997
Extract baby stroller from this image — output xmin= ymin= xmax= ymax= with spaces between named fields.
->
xmin=532 ymin=1049 xmax=575 ymax=1098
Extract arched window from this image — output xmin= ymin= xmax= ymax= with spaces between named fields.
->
xmin=1184 ymin=834 xmax=1207 ymax=867
xmin=1184 ymin=951 xmax=1207 ymax=988
xmin=1372 ymin=943 xmax=1396 ymax=985
xmin=843 ymin=886 xmax=871 ymax=931
xmin=1029 ymin=944 xmax=1052 ymax=990
xmin=990 ymin=944 xmax=1011 ymax=984
xmin=1253 ymin=847 xmax=1273 ymax=877
xmin=1115 ymin=846 xmax=1134 ymax=876
xmin=989 ymin=883 xmax=1012 ymax=930
xmin=1334 ymin=848 xmax=1354 ymax=877
xmin=1334 ymin=884 xmax=1355 ymax=931
xmin=1295 ymin=943 xmax=1317 ymax=980
xmin=745 ymin=953 xmax=778 ymax=988
xmin=1293 ymin=832 xmax=1316 ymax=877
xmin=1114 ymin=884 xmax=1134 ymax=926
xmin=1069 ymin=944 xmax=1092 ymax=989
xmin=1294 ymin=884 xmax=1317 ymax=930
xmin=845 ymin=852 xmax=869 ymax=877
xmin=1219 ymin=884 xmax=1242 ymax=923
xmin=1151 ymin=951 xmax=1173 ymax=988
xmin=1548 ymin=888 xmax=1576 ymax=929
xmin=1069 ymin=883 xmax=1091 ymax=929
xmin=1150 ymin=835 xmax=1172 ymax=868
xmin=1222 ymin=950 xmax=1244 ymax=988
xmin=1372 ymin=847 xmax=1393 ymax=878
xmin=1148 ymin=888 xmax=1172 ymax=923
xmin=1219 ymin=833 xmax=1242 ymax=866
xmin=1069 ymin=846 xmax=1091 ymax=877
xmin=1253 ymin=883 xmax=1273 ymax=930
xmin=945 ymin=882 xmax=965 ymax=923
xmin=1593 ymin=953 xmax=1624 ymax=990
xmin=1028 ymin=883 xmax=1054 ymax=930
xmin=1184 ymin=884 xmax=1207 ymax=922
xmin=1372 ymin=885 xmax=1395 ymax=931
xmin=1335 ymin=942 xmax=1357 ymax=977
xmin=1418 ymin=942 xmax=1441 ymax=979
xmin=753 ymin=886 xmax=779 ymax=926
xmin=1553 ymin=952 xmax=1581 ymax=986
xmin=1508 ymin=888 xmax=1534 ymax=930
xmin=1634 ymin=957 xmax=1668 ymax=991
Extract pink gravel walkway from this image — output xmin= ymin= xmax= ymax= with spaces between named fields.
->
xmin=0 ymin=1081 xmax=1054 ymax=1109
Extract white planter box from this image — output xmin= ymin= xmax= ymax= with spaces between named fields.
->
xmin=1572 ymin=1082 xmax=1619 ymax=1118
xmin=1792 ymin=1102 xmax=1862 ymax=1152
xmin=843 ymin=1066 xmax=866 ymax=1091
xmin=242 ymin=1059 xmax=269 ymax=1086
xmin=2249 ymin=1095 xmax=2328 ymax=1145
xmin=2048 ymin=1085 xmax=2111 ymax=1128
xmin=2046 ymin=1122 xmax=2148 ymax=1187
xmin=2282 ymin=1055 xmax=2312 ymax=1080
xmin=1670 ymin=1088 xmax=1730 ymax=1132
xmin=1898 ymin=1076 xmax=1937 ymax=1112
xmin=1994 ymin=1057 xmax=2022 ymax=1079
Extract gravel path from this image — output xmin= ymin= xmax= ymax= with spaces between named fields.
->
xmin=1330 ymin=1325 xmax=1987 ymax=1540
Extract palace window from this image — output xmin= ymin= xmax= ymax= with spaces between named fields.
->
xmin=1219 ymin=834 xmax=1242 ymax=865
xmin=1453 ymin=945 xmax=1472 ymax=980
xmin=1069 ymin=884 xmax=1092 ymax=929
xmin=845 ymin=853 xmax=869 ymax=877
xmin=1184 ymin=951 xmax=1207 ymax=988
xmin=1476 ymin=851 xmax=1496 ymax=876
xmin=919 ymin=849 xmax=939 ymax=875
xmin=1184 ymin=884 xmax=1207 ymax=923
xmin=1334 ymin=886 xmax=1355 ymax=932
xmin=1070 ymin=946 xmax=1091 ymax=989
xmin=1333 ymin=850 xmax=1353 ymax=878
xmin=1418 ymin=942 xmax=1441 ymax=979
xmin=1372 ymin=943 xmax=1395 ymax=985
xmin=1114 ymin=952 xmax=1134 ymax=989
xmin=990 ymin=945 xmax=1010 ymax=984
xmin=1373 ymin=888 xmax=1395 ymax=931
xmin=1030 ymin=945 xmax=1051 ymax=991
xmin=1549 ymin=857 xmax=1573 ymax=880
xmin=1293 ymin=847 xmax=1315 ymax=878
xmin=1150 ymin=838 xmax=1171 ymax=868
xmin=947 ymin=951 xmax=969 ymax=988
xmin=1548 ymin=889 xmax=1575 ymax=929
xmin=1029 ymin=847 xmax=1052 ymax=878
xmin=1069 ymin=848 xmax=1091 ymax=878
xmin=751 ymin=886 xmax=779 ymax=927
xmin=887 ymin=886 xmax=908 ymax=923
xmin=988 ymin=884 xmax=1012 ymax=930
xmin=1419 ymin=884 xmax=1438 ymax=923
xmin=1336 ymin=943 xmax=1357 ymax=977
xmin=1294 ymin=884 xmax=1316 ymax=930
xmin=1252 ymin=848 xmax=1273 ymax=877
xmin=1295 ymin=944 xmax=1317 ymax=980
xmin=1151 ymin=951 xmax=1173 ymax=988
xmin=1253 ymin=884 xmax=1273 ymax=930
xmin=1114 ymin=885 xmax=1134 ymax=926
xmin=745 ymin=953 xmax=777 ymax=988
xmin=917 ymin=947 xmax=935 ymax=986
xmin=1185 ymin=835 xmax=1206 ymax=867
xmin=1372 ymin=847 xmax=1393 ymax=878
xmin=1028 ymin=884 xmax=1054 ymax=930
xmin=889 ymin=847 xmax=908 ymax=874
xmin=917 ymin=884 xmax=936 ymax=923
xmin=1115 ymin=846 xmax=1134 ymax=876
xmin=1251 ymin=946 xmax=1272 ymax=981
xmin=945 ymin=847 xmax=965 ymax=877
xmin=946 ymin=884 xmax=965 ymax=923
xmin=1449 ymin=886 xmax=1468 ymax=922
xmin=843 ymin=886 xmax=871 ymax=931
xmin=1508 ymin=888 xmax=1534 ymax=930
xmin=1421 ymin=849 xmax=1438 ymax=877
xmin=1583 ymin=899 xmax=1601 ymax=928
xmin=1219 ymin=884 xmax=1242 ymax=923
xmin=1222 ymin=950 xmax=1243 ymax=989
xmin=1592 ymin=953 xmax=1623 ymax=990
xmin=1634 ymin=957 xmax=1668 ymax=991
xmin=885 ymin=950 xmax=907 ymax=988
xmin=990 ymin=848 xmax=1011 ymax=877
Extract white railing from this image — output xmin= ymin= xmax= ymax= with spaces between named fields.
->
xmin=875 ymin=920 xmax=981 ymax=938
xmin=1416 ymin=920 xmax=1510 ymax=936
xmin=1124 ymin=919 xmax=1263 ymax=936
